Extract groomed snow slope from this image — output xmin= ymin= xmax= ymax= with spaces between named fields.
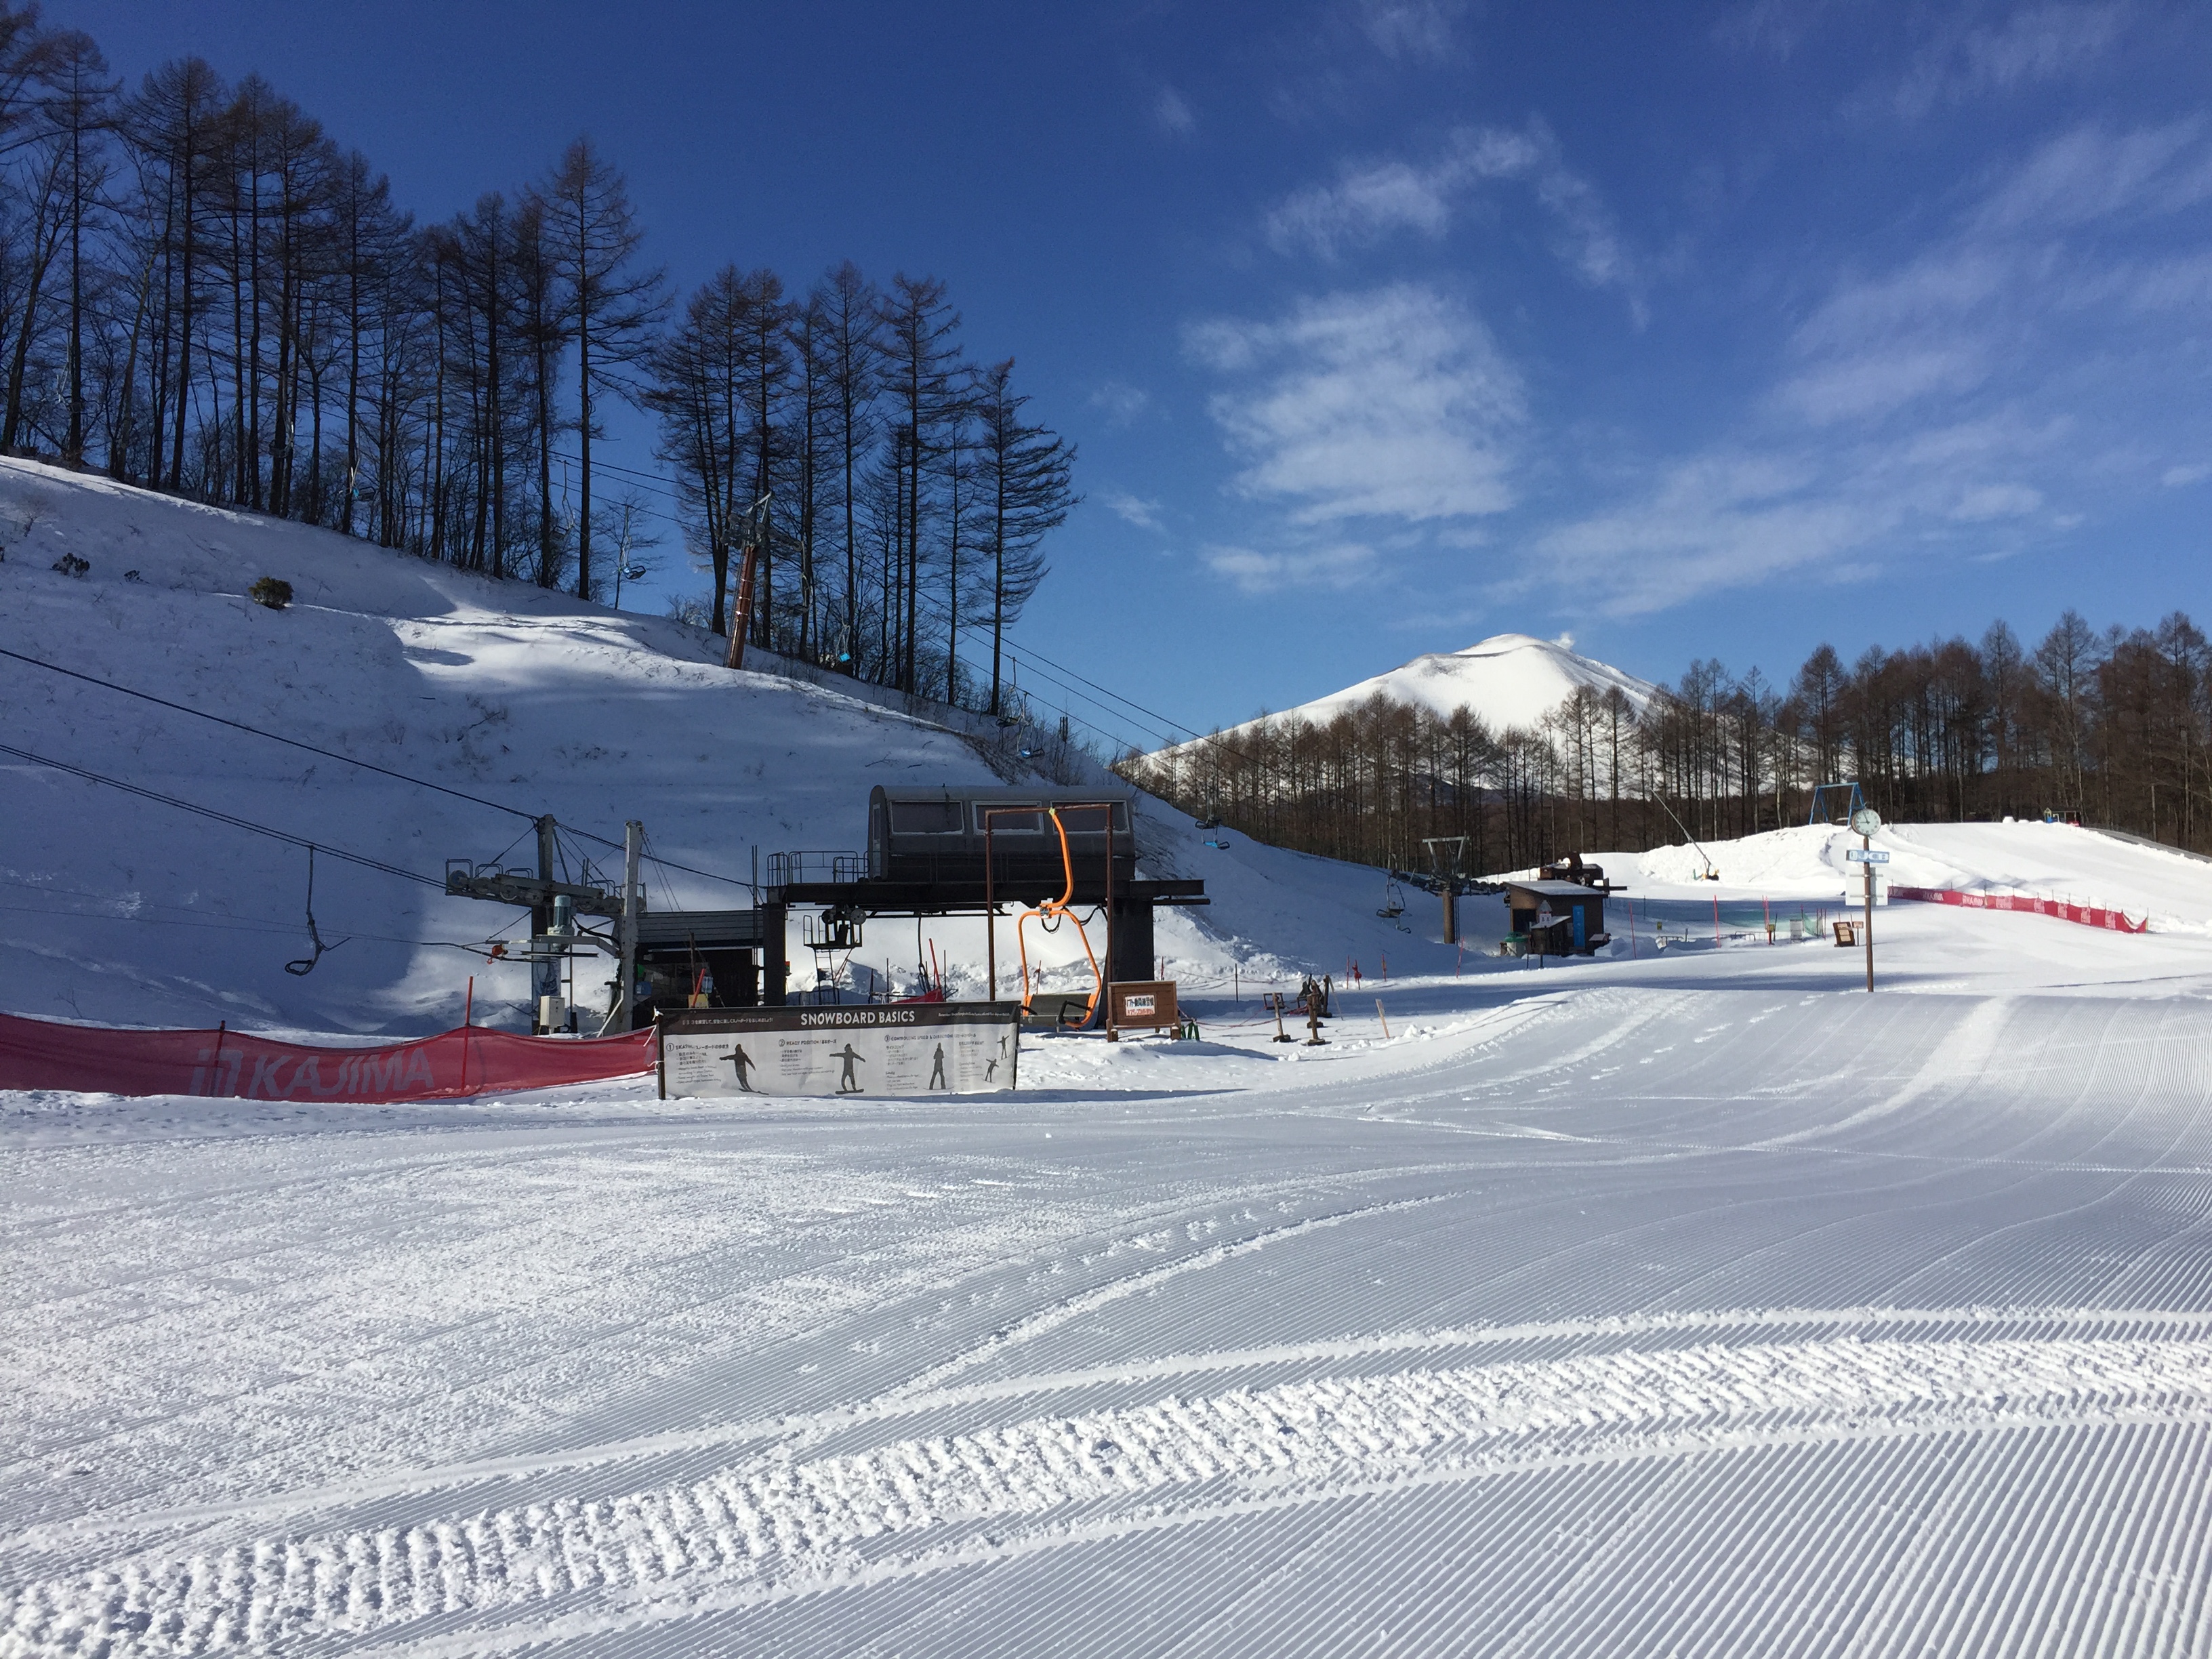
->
xmin=0 ymin=459 xmax=1443 ymax=1033
xmin=1158 ymin=632 xmax=1657 ymax=758
xmin=14 ymin=468 xmax=2212 ymax=1654
xmin=9 ymin=956 xmax=2212 ymax=1655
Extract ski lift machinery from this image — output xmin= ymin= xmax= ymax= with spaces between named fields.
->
xmin=1809 ymin=781 xmax=1869 ymax=826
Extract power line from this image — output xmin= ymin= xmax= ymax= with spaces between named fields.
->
xmin=1 ymin=740 xmax=445 ymax=888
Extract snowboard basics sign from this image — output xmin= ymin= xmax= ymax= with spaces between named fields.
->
xmin=658 ymin=1004 xmax=1021 ymax=1099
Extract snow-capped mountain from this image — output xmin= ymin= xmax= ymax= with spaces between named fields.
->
xmin=1166 ymin=633 xmax=1658 ymax=751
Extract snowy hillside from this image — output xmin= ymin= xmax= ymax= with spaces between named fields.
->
xmin=1160 ymin=632 xmax=1658 ymax=756
xmin=0 ymin=459 xmax=1439 ymax=1034
xmin=1622 ymin=818 xmax=2212 ymax=930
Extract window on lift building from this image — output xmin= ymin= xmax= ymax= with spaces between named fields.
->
xmin=888 ymin=800 xmax=964 ymax=835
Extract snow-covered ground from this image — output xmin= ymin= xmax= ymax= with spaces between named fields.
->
xmin=10 ymin=935 xmax=2212 ymax=1654
xmin=10 ymin=465 xmax=2212 ymax=1653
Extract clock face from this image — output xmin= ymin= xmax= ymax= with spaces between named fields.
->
xmin=1850 ymin=807 xmax=1883 ymax=836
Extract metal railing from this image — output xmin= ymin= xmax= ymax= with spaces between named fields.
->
xmin=766 ymin=850 xmax=867 ymax=888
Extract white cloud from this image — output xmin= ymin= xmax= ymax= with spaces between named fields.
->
xmin=1712 ymin=0 xmax=1849 ymax=60
xmin=2164 ymin=462 xmax=2211 ymax=487
xmin=1778 ymin=122 xmax=2212 ymax=429
xmin=1891 ymin=3 xmax=2130 ymax=119
xmin=1265 ymin=122 xmax=1637 ymax=306
xmin=1353 ymin=0 xmax=1462 ymax=60
xmin=1776 ymin=249 xmax=2005 ymax=422
xmin=1101 ymin=490 xmax=1164 ymax=531
xmin=1780 ymin=342 xmax=1990 ymax=424
xmin=1950 ymin=483 xmax=2045 ymax=520
xmin=1529 ymin=451 xmax=1894 ymax=617
xmin=1974 ymin=119 xmax=2209 ymax=233
xmin=1204 ymin=542 xmax=1379 ymax=594
xmin=1151 ymin=86 xmax=1195 ymax=137
xmin=2123 ymin=253 xmax=2212 ymax=311
xmin=1088 ymin=382 xmax=1153 ymax=426
xmin=1187 ymin=284 xmax=1525 ymax=526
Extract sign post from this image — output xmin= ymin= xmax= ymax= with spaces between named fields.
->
xmin=1847 ymin=808 xmax=1886 ymax=991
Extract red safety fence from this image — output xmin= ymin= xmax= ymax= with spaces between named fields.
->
xmin=1889 ymin=886 xmax=2149 ymax=935
xmin=0 ymin=1010 xmax=657 ymax=1101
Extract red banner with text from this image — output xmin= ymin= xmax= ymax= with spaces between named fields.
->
xmin=0 ymin=1012 xmax=657 ymax=1101
xmin=1889 ymin=886 xmax=2148 ymax=934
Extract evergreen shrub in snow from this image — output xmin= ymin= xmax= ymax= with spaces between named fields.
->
xmin=250 ymin=577 xmax=293 ymax=610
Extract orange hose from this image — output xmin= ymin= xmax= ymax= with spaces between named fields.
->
xmin=1016 ymin=808 xmax=1103 ymax=1025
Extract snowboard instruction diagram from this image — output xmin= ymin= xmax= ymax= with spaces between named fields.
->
xmin=660 ymin=1005 xmax=1020 ymax=1099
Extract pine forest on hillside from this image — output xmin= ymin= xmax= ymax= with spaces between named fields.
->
xmin=1123 ymin=609 xmax=2212 ymax=876
xmin=0 ymin=5 xmax=1076 ymax=712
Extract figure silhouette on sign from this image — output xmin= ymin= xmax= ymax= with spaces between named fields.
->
xmin=718 ymin=1043 xmax=758 ymax=1092
xmin=832 ymin=1043 xmax=866 ymax=1093
xmin=928 ymin=1042 xmax=948 ymax=1090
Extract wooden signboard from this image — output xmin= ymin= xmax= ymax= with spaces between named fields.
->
xmin=1109 ymin=981 xmax=1180 ymax=1033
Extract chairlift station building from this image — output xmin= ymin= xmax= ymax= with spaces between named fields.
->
xmin=1503 ymin=879 xmax=1610 ymax=956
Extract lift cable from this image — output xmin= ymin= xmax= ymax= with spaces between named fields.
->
xmin=0 ymin=897 xmax=514 ymax=956
xmin=0 ymin=873 xmax=513 ymax=954
xmin=0 ymin=644 xmax=539 ymax=821
xmin=1005 ymin=638 xmax=1210 ymax=745
xmin=0 ymin=645 xmax=754 ymax=893
xmin=996 ymin=634 xmax=1279 ymax=778
xmin=0 ymin=739 xmax=446 ymax=889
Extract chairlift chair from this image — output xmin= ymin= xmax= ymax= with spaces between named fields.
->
xmin=1377 ymin=878 xmax=1410 ymax=927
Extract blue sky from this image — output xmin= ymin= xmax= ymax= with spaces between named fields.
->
xmin=70 ymin=0 xmax=2212 ymax=747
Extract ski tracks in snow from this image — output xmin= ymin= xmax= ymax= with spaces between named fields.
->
xmin=10 ymin=1323 xmax=2212 ymax=1656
